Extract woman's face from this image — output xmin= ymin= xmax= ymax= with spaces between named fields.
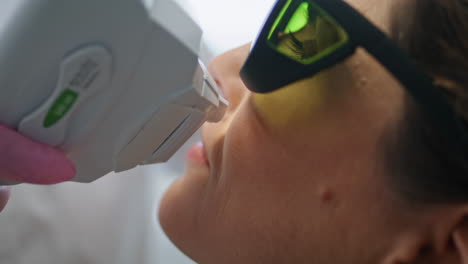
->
xmin=159 ymin=0 xmax=413 ymax=263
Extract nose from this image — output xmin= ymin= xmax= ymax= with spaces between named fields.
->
xmin=207 ymin=44 xmax=252 ymax=109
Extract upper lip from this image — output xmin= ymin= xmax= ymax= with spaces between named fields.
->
xmin=201 ymin=128 xmax=224 ymax=176
xmin=202 ymin=139 xmax=211 ymax=168
xmin=201 ymin=130 xmax=211 ymax=168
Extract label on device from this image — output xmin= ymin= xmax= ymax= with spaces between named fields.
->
xmin=19 ymin=45 xmax=112 ymax=146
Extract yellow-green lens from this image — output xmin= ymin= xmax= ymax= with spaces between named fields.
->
xmin=286 ymin=2 xmax=310 ymax=33
xmin=267 ymin=0 xmax=349 ymax=65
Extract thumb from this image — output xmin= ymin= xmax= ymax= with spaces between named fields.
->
xmin=0 ymin=125 xmax=75 ymax=184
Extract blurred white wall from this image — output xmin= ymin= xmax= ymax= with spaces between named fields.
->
xmin=175 ymin=0 xmax=275 ymax=62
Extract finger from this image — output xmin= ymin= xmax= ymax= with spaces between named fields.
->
xmin=0 ymin=126 xmax=76 ymax=184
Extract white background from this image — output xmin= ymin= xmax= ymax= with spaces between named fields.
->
xmin=177 ymin=0 xmax=275 ymax=61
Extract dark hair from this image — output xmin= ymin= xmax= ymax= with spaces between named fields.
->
xmin=385 ymin=0 xmax=468 ymax=204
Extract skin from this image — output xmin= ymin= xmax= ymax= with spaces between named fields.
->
xmin=159 ymin=0 xmax=468 ymax=263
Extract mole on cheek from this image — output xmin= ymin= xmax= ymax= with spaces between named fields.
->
xmin=318 ymin=186 xmax=336 ymax=203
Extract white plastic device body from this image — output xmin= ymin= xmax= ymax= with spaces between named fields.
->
xmin=0 ymin=0 xmax=227 ymax=184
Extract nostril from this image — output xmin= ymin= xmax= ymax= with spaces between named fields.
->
xmin=207 ymin=63 xmax=223 ymax=90
xmin=213 ymin=77 xmax=228 ymax=99
xmin=214 ymin=78 xmax=223 ymax=91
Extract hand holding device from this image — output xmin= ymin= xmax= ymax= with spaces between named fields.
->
xmin=0 ymin=0 xmax=227 ymax=184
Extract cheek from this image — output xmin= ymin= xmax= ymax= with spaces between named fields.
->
xmin=252 ymin=77 xmax=328 ymax=129
xmin=218 ymin=100 xmax=328 ymax=209
xmin=219 ymin=94 xmax=384 ymax=210
xmin=200 ymin=109 xmax=351 ymax=261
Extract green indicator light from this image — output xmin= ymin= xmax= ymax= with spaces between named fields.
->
xmin=43 ymin=89 xmax=79 ymax=128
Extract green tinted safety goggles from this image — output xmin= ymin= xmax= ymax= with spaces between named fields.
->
xmin=240 ymin=0 xmax=468 ymax=155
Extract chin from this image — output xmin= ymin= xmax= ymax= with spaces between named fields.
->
xmin=158 ymin=169 xmax=209 ymax=256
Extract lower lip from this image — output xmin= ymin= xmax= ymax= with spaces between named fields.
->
xmin=186 ymin=142 xmax=209 ymax=166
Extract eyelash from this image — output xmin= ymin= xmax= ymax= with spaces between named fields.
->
xmin=287 ymin=33 xmax=306 ymax=57
xmin=285 ymin=7 xmax=314 ymax=59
